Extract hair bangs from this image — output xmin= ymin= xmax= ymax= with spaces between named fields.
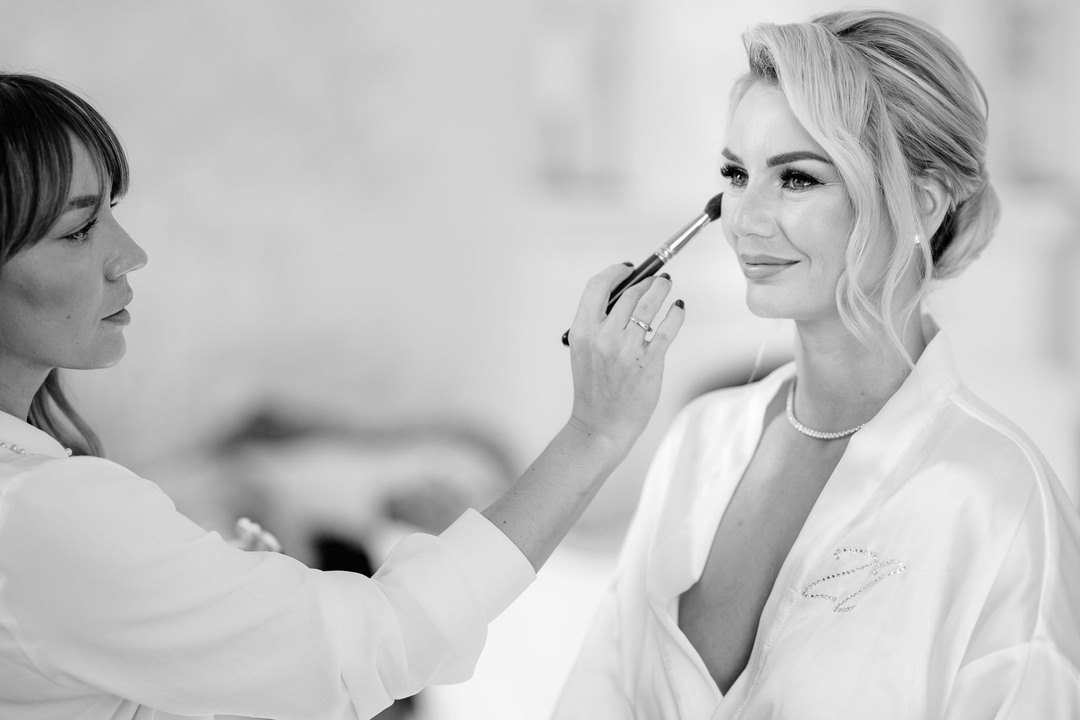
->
xmin=0 ymin=75 xmax=129 ymax=261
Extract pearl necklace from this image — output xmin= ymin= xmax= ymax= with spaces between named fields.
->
xmin=0 ymin=441 xmax=72 ymax=457
xmin=785 ymin=382 xmax=866 ymax=441
xmin=0 ymin=441 xmax=30 ymax=456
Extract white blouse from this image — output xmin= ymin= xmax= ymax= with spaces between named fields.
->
xmin=0 ymin=412 xmax=535 ymax=720
xmin=554 ymin=325 xmax=1080 ymax=719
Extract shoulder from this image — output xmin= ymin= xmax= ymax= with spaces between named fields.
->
xmin=0 ymin=455 xmax=183 ymax=557
xmin=912 ymin=383 xmax=1079 ymax=553
xmin=926 ymin=385 xmax=1058 ymax=495
xmin=679 ymin=382 xmax=758 ymax=423
xmin=2 ymin=455 xmax=166 ymax=514
xmin=646 ymin=384 xmax=754 ymax=474
xmin=633 ymin=367 xmax=789 ymax=509
xmin=930 ymin=391 xmax=1080 ymax=652
xmin=669 ymin=364 xmax=790 ymax=442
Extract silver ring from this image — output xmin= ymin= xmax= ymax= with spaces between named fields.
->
xmin=629 ymin=315 xmax=652 ymax=333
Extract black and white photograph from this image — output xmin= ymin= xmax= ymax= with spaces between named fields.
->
xmin=0 ymin=1 xmax=1077 ymax=718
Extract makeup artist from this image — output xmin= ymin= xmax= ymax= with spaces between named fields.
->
xmin=0 ymin=73 xmax=685 ymax=720
xmin=555 ymin=9 xmax=1080 ymax=719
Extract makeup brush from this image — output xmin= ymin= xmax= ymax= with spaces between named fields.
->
xmin=562 ymin=192 xmax=723 ymax=346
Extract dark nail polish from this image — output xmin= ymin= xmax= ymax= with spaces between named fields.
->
xmin=659 ymin=272 xmax=671 ymax=281
xmin=623 ymin=261 xmax=634 ymax=267
xmin=675 ymin=299 xmax=685 ymax=309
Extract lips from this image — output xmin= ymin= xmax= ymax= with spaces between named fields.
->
xmin=738 ymin=253 xmax=798 ymax=280
xmin=739 ymin=253 xmax=798 ymax=266
xmin=103 ymin=290 xmax=134 ymax=320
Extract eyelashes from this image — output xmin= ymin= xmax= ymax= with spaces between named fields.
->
xmin=720 ymin=163 xmax=747 ymax=187
xmin=63 ymin=216 xmax=99 ymax=243
xmin=720 ymin=163 xmax=822 ymax=191
xmin=60 ymin=198 xmax=120 ymax=244
xmin=779 ymin=169 xmax=821 ymax=190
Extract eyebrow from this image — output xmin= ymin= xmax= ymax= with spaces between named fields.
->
xmin=721 ymin=148 xmax=833 ymax=167
xmin=65 ymin=195 xmax=101 ymax=211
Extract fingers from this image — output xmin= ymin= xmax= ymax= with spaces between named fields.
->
xmin=608 ymin=272 xmax=671 ymax=332
xmin=569 ymin=264 xmax=684 ymax=351
xmin=234 ymin=517 xmax=282 ymax=553
xmin=646 ymin=298 xmax=686 ymax=356
xmin=574 ymin=262 xmax=634 ymax=326
xmin=565 ymin=266 xmax=686 ymax=447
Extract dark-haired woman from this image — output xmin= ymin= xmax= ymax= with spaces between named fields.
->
xmin=0 ymin=73 xmax=685 ymax=719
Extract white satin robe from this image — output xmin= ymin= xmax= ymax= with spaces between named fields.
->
xmin=554 ymin=325 xmax=1080 ymax=719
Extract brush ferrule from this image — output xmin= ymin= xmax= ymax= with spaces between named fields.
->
xmin=660 ymin=212 xmax=710 ymax=259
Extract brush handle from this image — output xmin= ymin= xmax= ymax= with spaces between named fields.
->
xmin=560 ymin=193 xmax=722 ymax=347
xmin=605 ymin=253 xmax=665 ymax=313
xmin=561 ymin=253 xmax=665 ymax=346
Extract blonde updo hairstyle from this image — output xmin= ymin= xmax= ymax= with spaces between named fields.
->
xmin=731 ymin=9 xmax=999 ymax=358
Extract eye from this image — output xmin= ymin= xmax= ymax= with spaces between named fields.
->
xmin=780 ymin=169 xmax=821 ymax=191
xmin=720 ymin=163 xmax=748 ymax=189
xmin=63 ymin=216 xmax=99 ymax=244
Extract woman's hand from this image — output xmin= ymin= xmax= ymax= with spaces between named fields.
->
xmin=479 ymin=265 xmax=683 ymax=570
xmin=229 ymin=517 xmax=282 ymax=553
xmin=565 ymin=263 xmax=685 ymax=455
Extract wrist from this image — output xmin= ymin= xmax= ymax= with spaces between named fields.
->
xmin=563 ymin=415 xmax=638 ymax=464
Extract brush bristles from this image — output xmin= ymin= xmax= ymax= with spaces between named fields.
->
xmin=704 ymin=192 xmax=724 ymax=221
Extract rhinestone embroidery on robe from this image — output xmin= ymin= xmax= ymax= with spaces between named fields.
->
xmin=801 ymin=547 xmax=907 ymax=612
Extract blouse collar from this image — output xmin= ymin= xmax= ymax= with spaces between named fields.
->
xmin=0 ymin=409 xmax=71 ymax=459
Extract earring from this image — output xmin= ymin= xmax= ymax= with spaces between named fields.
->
xmin=914 ymin=233 xmax=922 ymax=245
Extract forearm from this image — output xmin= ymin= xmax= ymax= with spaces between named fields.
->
xmin=482 ymin=264 xmax=683 ymax=572
xmin=482 ymin=422 xmax=630 ymax=571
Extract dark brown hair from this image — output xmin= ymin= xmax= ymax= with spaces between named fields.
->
xmin=0 ymin=73 xmax=131 ymax=456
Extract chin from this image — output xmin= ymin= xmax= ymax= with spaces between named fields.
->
xmin=73 ymin=338 xmax=128 ymax=370
xmin=98 ymin=353 xmax=126 ymax=369
xmin=99 ymin=341 xmax=128 ymax=368
xmin=744 ymin=287 xmax=798 ymax=319
xmin=744 ymin=284 xmax=839 ymax=322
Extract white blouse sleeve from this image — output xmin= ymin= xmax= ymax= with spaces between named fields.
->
xmin=0 ymin=456 xmax=534 ymax=720
xmin=942 ymin=473 xmax=1080 ymax=718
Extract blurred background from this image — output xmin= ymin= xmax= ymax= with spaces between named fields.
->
xmin=1 ymin=0 xmax=1077 ymax=717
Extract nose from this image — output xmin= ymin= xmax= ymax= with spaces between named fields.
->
xmin=104 ymin=219 xmax=148 ymax=282
xmin=725 ymin=180 xmax=777 ymax=241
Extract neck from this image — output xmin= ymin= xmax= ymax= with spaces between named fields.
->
xmin=790 ymin=312 xmax=926 ymax=431
xmin=0 ymin=356 xmax=50 ymax=422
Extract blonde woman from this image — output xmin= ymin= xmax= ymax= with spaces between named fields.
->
xmin=555 ymin=9 xmax=1079 ymax=718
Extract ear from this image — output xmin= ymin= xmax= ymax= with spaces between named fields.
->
xmin=914 ymin=178 xmax=951 ymax=240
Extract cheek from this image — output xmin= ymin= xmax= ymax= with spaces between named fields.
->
xmin=2 ymin=270 xmax=96 ymax=350
xmin=12 ymin=276 xmax=79 ymax=321
xmin=721 ymin=214 xmax=738 ymax=250
xmin=786 ymin=205 xmax=851 ymax=268
xmin=809 ymin=226 xmax=848 ymax=270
